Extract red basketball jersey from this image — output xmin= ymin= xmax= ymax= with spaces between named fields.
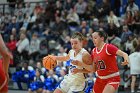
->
xmin=91 ymin=43 xmax=119 ymax=76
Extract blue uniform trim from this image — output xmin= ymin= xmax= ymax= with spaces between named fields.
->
xmin=57 ymin=76 xmax=65 ymax=89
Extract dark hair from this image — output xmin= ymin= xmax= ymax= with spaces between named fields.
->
xmin=95 ymin=30 xmax=108 ymax=41
xmin=23 ymin=61 xmax=29 ymax=65
xmin=36 ymin=68 xmax=42 ymax=75
xmin=71 ymin=32 xmax=85 ymax=41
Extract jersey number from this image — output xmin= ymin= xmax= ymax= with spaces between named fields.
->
xmin=97 ymin=60 xmax=106 ymax=70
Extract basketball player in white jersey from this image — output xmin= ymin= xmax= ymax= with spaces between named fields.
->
xmin=44 ymin=32 xmax=92 ymax=93
xmin=129 ymin=46 xmax=140 ymax=93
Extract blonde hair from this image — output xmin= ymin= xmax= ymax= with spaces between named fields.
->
xmin=71 ymin=32 xmax=85 ymax=41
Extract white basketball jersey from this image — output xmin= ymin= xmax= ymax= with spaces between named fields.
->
xmin=68 ymin=48 xmax=87 ymax=79
xmin=129 ymin=52 xmax=140 ymax=74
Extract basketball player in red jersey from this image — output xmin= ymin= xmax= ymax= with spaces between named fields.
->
xmin=0 ymin=34 xmax=11 ymax=93
xmin=72 ymin=30 xmax=129 ymax=93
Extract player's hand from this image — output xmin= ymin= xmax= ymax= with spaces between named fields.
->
xmin=43 ymin=56 xmax=47 ymax=60
xmin=71 ymin=60 xmax=82 ymax=66
xmin=72 ymin=68 xmax=80 ymax=74
xmin=121 ymin=60 xmax=129 ymax=66
xmin=43 ymin=55 xmax=56 ymax=60
xmin=48 ymin=55 xmax=56 ymax=60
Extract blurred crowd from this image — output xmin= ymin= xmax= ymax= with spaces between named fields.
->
xmin=0 ymin=0 xmax=140 ymax=93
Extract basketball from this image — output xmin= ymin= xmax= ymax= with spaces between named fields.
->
xmin=43 ymin=55 xmax=57 ymax=70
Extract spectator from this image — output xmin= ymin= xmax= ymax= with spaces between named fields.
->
xmin=11 ymin=28 xmax=18 ymax=39
xmin=126 ymin=0 xmax=139 ymax=15
xmin=55 ymin=0 xmax=63 ymax=16
xmin=28 ymin=68 xmax=45 ymax=93
xmin=16 ymin=33 xmax=29 ymax=61
xmin=36 ymin=62 xmax=46 ymax=76
xmin=106 ymin=23 xmax=118 ymax=43
xmin=74 ymin=0 xmax=87 ymax=20
xmin=43 ymin=70 xmax=58 ymax=93
xmin=79 ymin=20 xmax=89 ymax=34
xmin=132 ymin=10 xmax=140 ymax=35
xmin=92 ymin=18 xmax=99 ymax=31
xmin=124 ymin=11 xmax=134 ymax=31
xmin=94 ymin=0 xmax=111 ymax=19
xmin=22 ymin=13 xmax=31 ymax=30
xmin=63 ymin=36 xmax=71 ymax=53
xmin=51 ymin=16 xmax=67 ymax=39
xmin=124 ymin=34 xmax=136 ymax=54
xmin=7 ymin=0 xmax=16 ymax=16
xmin=15 ymin=3 xmax=25 ymax=16
xmin=111 ymin=0 xmax=121 ymax=16
xmin=12 ymin=62 xmax=35 ymax=90
xmin=6 ymin=34 xmax=17 ymax=52
xmin=107 ymin=11 xmax=120 ymax=28
xmin=66 ymin=8 xmax=80 ymax=27
xmin=110 ymin=34 xmax=122 ymax=48
xmin=24 ymin=2 xmax=33 ymax=16
xmin=17 ymin=11 xmax=24 ymax=23
xmin=6 ymin=16 xmax=20 ymax=35
xmin=64 ymin=0 xmax=74 ymax=12
xmin=28 ymin=33 xmax=40 ymax=61
xmin=120 ymin=25 xmax=132 ymax=43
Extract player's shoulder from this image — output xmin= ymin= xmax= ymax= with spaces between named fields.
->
xmin=82 ymin=50 xmax=91 ymax=58
xmin=68 ymin=49 xmax=74 ymax=54
xmin=106 ymin=43 xmax=116 ymax=48
xmin=82 ymin=48 xmax=90 ymax=54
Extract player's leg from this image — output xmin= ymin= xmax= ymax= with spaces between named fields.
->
xmin=67 ymin=82 xmax=86 ymax=93
xmin=68 ymin=89 xmax=84 ymax=93
xmin=36 ymin=88 xmax=43 ymax=93
xmin=54 ymin=76 xmax=70 ymax=93
xmin=93 ymin=78 xmax=105 ymax=93
xmin=131 ymin=75 xmax=136 ymax=93
xmin=102 ymin=84 xmax=117 ymax=93
xmin=0 ymin=34 xmax=10 ymax=92
xmin=28 ymin=89 xmax=33 ymax=93
xmin=0 ymin=34 xmax=10 ymax=73
xmin=0 ymin=61 xmax=8 ymax=93
xmin=53 ymin=88 xmax=63 ymax=93
xmin=102 ymin=79 xmax=120 ymax=93
xmin=103 ymin=75 xmax=120 ymax=93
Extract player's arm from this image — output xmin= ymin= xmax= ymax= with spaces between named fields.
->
xmin=0 ymin=35 xmax=10 ymax=73
xmin=44 ymin=51 xmax=70 ymax=62
xmin=116 ymin=50 xmax=129 ymax=65
xmin=81 ymin=51 xmax=95 ymax=73
xmin=77 ymin=62 xmax=96 ymax=72
xmin=55 ymin=54 xmax=70 ymax=62
xmin=72 ymin=51 xmax=92 ymax=74
xmin=72 ymin=51 xmax=96 ymax=73
xmin=107 ymin=44 xmax=129 ymax=65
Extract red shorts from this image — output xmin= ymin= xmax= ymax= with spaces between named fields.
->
xmin=93 ymin=76 xmax=120 ymax=93
xmin=0 ymin=61 xmax=8 ymax=92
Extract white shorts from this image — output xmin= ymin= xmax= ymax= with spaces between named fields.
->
xmin=57 ymin=75 xmax=86 ymax=93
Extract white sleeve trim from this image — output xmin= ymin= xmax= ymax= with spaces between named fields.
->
xmin=106 ymin=44 xmax=111 ymax=55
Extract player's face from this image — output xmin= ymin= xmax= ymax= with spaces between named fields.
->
xmin=92 ymin=32 xmax=103 ymax=47
xmin=70 ymin=38 xmax=82 ymax=51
